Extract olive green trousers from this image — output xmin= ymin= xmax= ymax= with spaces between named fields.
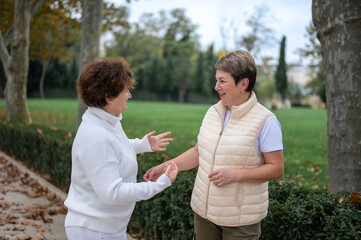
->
xmin=193 ymin=213 xmax=261 ymax=240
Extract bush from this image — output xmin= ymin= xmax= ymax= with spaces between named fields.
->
xmin=0 ymin=120 xmax=360 ymax=239
xmin=262 ymin=181 xmax=361 ymax=240
xmin=0 ymin=118 xmax=72 ymax=190
xmin=131 ymin=155 xmax=361 ymax=240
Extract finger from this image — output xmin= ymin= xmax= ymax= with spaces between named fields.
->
xmin=146 ymin=131 xmax=156 ymax=137
xmin=143 ymin=171 xmax=150 ymax=181
xmin=170 ymin=161 xmax=178 ymax=171
xmin=165 ymin=164 xmax=172 ymax=175
xmin=156 ymin=132 xmax=172 ymax=139
xmin=160 ymin=138 xmax=173 ymax=142
xmin=208 ymin=171 xmax=217 ymax=178
xmin=163 ymin=162 xmax=170 ymax=172
xmin=169 ymin=162 xmax=178 ymax=178
xmin=156 ymin=146 xmax=168 ymax=151
xmin=159 ymin=142 xmax=170 ymax=147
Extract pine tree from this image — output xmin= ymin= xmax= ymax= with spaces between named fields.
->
xmin=194 ymin=52 xmax=205 ymax=93
xmin=275 ymin=36 xmax=288 ymax=101
xmin=204 ymin=44 xmax=217 ymax=96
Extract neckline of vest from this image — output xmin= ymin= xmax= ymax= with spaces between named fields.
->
xmin=214 ymin=91 xmax=257 ymax=120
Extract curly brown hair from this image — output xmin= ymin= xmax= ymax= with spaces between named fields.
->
xmin=76 ymin=58 xmax=134 ymax=107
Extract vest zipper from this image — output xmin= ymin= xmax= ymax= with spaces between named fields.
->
xmin=205 ymin=108 xmax=231 ymax=218
xmin=205 ymin=128 xmax=223 ymax=218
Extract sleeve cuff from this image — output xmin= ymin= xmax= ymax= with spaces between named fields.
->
xmin=133 ymin=135 xmax=152 ymax=154
xmin=156 ymin=174 xmax=172 ymax=188
xmin=142 ymin=134 xmax=153 ymax=152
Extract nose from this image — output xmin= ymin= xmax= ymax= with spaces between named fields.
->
xmin=215 ymin=81 xmax=220 ymax=91
xmin=128 ymin=91 xmax=132 ymax=99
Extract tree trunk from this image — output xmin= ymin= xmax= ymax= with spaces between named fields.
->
xmin=3 ymin=0 xmax=45 ymax=47
xmin=178 ymin=86 xmax=186 ymax=103
xmin=0 ymin=31 xmax=10 ymax=84
xmin=76 ymin=0 xmax=103 ymax=129
xmin=178 ymin=72 xmax=188 ymax=103
xmin=39 ymin=61 xmax=48 ymax=99
xmin=312 ymin=0 xmax=361 ymax=194
xmin=5 ymin=0 xmax=32 ymax=123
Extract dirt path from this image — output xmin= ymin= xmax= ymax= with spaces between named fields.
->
xmin=0 ymin=151 xmax=137 ymax=240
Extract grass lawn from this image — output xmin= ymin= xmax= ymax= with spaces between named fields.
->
xmin=0 ymin=98 xmax=328 ymax=188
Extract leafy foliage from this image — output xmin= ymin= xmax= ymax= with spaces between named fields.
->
xmin=105 ymin=8 xmax=214 ymax=103
xmin=238 ymin=5 xmax=276 ymax=58
xmin=275 ymin=36 xmax=288 ymax=100
xmin=130 ymin=164 xmax=361 ymax=239
xmin=263 ymin=181 xmax=361 ymax=240
xmin=0 ymin=118 xmax=72 ymax=190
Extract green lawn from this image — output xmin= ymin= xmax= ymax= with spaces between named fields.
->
xmin=0 ymin=98 xmax=328 ymax=188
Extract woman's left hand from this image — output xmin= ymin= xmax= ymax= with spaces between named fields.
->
xmin=209 ymin=169 xmax=236 ymax=187
xmin=147 ymin=131 xmax=173 ymax=151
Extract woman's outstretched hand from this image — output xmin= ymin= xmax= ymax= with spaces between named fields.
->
xmin=164 ymin=161 xmax=178 ymax=183
xmin=147 ymin=131 xmax=173 ymax=151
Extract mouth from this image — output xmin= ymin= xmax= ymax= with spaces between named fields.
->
xmin=219 ymin=93 xmax=225 ymax=98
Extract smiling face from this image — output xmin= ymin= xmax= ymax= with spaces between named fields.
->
xmin=215 ymin=70 xmax=248 ymax=110
xmin=105 ymin=88 xmax=132 ymax=116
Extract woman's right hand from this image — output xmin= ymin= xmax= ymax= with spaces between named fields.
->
xmin=164 ymin=161 xmax=178 ymax=183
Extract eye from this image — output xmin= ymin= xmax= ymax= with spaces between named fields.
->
xmin=216 ymin=79 xmax=225 ymax=84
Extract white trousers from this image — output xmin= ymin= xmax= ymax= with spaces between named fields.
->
xmin=65 ymin=226 xmax=127 ymax=240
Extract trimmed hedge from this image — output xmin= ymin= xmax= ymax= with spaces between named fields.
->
xmin=0 ymin=119 xmax=360 ymax=239
xmin=132 ymin=155 xmax=361 ymax=240
xmin=0 ymin=118 xmax=72 ymax=190
xmin=264 ymin=181 xmax=361 ymax=240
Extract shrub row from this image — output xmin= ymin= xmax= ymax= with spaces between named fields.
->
xmin=0 ymin=119 xmax=72 ymax=190
xmin=0 ymin=120 xmax=360 ymax=239
xmin=132 ymin=155 xmax=361 ymax=240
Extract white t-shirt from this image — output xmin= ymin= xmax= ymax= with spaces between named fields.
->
xmin=223 ymin=110 xmax=283 ymax=155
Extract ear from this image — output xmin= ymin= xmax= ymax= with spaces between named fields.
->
xmin=105 ymin=96 xmax=112 ymax=104
xmin=241 ymin=78 xmax=249 ymax=91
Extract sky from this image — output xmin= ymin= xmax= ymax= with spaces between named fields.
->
xmin=112 ymin=0 xmax=313 ymax=66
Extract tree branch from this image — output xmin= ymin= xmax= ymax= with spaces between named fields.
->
xmin=0 ymin=30 xmax=10 ymax=76
xmin=3 ymin=0 xmax=45 ymax=47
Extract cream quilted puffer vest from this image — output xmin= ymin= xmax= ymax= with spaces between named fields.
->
xmin=191 ymin=92 xmax=274 ymax=226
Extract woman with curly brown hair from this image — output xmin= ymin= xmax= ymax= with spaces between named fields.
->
xmin=64 ymin=58 xmax=178 ymax=240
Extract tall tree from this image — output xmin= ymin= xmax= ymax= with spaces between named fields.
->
xmin=275 ymin=36 xmax=287 ymax=101
xmin=194 ymin=51 xmax=205 ymax=93
xmin=0 ymin=0 xmax=40 ymax=123
xmin=163 ymin=9 xmax=198 ymax=102
xmin=313 ymin=0 xmax=361 ymax=194
xmin=105 ymin=12 xmax=162 ymax=91
xmin=238 ymin=5 xmax=275 ymax=59
xmin=0 ymin=0 xmax=44 ymax=47
xmin=29 ymin=0 xmax=81 ymax=99
xmin=77 ymin=0 xmax=103 ymax=129
xmin=205 ymin=44 xmax=218 ymax=97
xmin=194 ymin=44 xmax=217 ymax=97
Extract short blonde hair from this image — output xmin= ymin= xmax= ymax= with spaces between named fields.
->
xmin=214 ymin=50 xmax=257 ymax=91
